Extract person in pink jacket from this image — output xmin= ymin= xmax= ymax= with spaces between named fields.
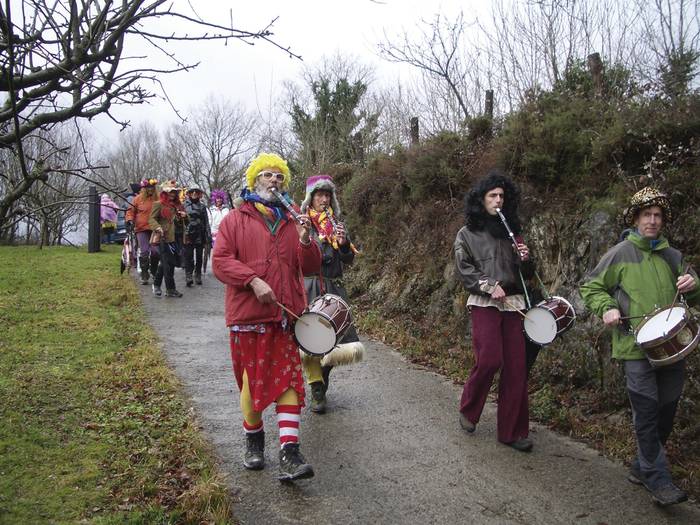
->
xmin=213 ymin=153 xmax=321 ymax=482
xmin=100 ymin=193 xmax=118 ymax=244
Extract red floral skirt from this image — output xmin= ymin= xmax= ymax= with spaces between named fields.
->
xmin=229 ymin=324 xmax=305 ymax=412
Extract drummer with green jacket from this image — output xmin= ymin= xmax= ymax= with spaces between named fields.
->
xmin=580 ymin=187 xmax=699 ymax=507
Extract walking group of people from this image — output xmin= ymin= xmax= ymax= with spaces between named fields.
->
xmin=166 ymin=150 xmax=698 ymax=507
xmin=124 ymin=178 xmax=231 ymax=297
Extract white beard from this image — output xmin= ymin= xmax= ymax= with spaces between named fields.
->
xmin=254 ymin=182 xmax=276 ymax=202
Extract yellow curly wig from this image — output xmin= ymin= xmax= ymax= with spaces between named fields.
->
xmin=245 ymin=153 xmax=291 ymax=190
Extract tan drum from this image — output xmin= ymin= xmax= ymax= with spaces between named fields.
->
xmin=635 ymin=304 xmax=700 ymax=367
xmin=523 ymin=296 xmax=576 ymax=345
xmin=294 ymin=294 xmax=353 ymax=356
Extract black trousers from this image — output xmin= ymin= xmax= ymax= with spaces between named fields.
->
xmin=154 ymin=242 xmax=177 ymax=290
xmin=184 ymin=243 xmax=204 ymax=275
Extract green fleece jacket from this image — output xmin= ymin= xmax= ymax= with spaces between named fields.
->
xmin=580 ymin=231 xmax=700 ymax=360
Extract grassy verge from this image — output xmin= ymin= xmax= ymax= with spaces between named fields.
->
xmin=0 ymin=246 xmax=232 ymax=524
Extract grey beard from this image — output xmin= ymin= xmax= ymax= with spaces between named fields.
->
xmin=254 ymin=183 xmax=276 ymax=202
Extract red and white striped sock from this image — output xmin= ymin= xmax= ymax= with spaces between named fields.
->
xmin=243 ymin=420 xmax=263 ymax=434
xmin=276 ymin=404 xmax=301 ymax=448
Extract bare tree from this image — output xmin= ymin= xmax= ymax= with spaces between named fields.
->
xmin=102 ymin=121 xmax=166 ymax=193
xmin=0 ymin=0 xmax=300 ymax=235
xmin=167 ymin=95 xmax=257 ymax=195
xmin=378 ymin=11 xmax=482 ymax=128
xmin=1 ymin=123 xmax=91 ymax=245
xmin=636 ymin=0 xmax=700 ymax=96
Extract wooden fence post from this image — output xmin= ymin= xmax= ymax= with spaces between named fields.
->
xmin=587 ymin=52 xmax=604 ymax=96
xmin=410 ymin=117 xmax=419 ymax=146
xmin=485 ymin=90 xmax=494 ymax=119
xmin=87 ymin=185 xmax=101 ymax=253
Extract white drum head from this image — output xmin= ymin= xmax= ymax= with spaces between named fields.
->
xmin=295 ymin=312 xmax=337 ymax=356
xmin=524 ymin=307 xmax=558 ymax=345
xmin=636 ymin=307 xmax=686 ymax=345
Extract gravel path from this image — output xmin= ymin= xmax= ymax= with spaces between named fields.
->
xmin=137 ymin=271 xmax=700 ymax=524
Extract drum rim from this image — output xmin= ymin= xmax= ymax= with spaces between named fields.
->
xmin=294 ymin=311 xmax=340 ymax=356
xmin=647 ymin=329 xmax=700 ymax=367
xmin=635 ymin=304 xmax=689 ymax=348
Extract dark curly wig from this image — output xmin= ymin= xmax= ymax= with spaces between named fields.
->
xmin=464 ymin=170 xmax=522 ymax=234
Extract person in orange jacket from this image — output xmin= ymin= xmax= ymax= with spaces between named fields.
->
xmin=125 ymin=178 xmax=159 ymax=284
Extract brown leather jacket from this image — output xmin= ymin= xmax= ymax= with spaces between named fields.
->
xmin=454 ymin=226 xmax=532 ymax=296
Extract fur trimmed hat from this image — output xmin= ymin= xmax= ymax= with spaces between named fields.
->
xmin=300 ymin=174 xmax=342 ymax=216
xmin=244 ymin=153 xmax=291 ymax=190
xmin=623 ymin=187 xmax=672 ymax=226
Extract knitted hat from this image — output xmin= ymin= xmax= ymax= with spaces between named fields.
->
xmin=160 ymin=180 xmax=180 ymax=193
xmin=300 ymin=174 xmax=342 ymax=216
xmin=244 ymin=153 xmax=291 ymax=190
xmin=623 ymin=187 xmax=672 ymax=226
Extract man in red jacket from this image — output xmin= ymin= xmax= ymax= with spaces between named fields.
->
xmin=213 ymin=153 xmax=321 ymax=482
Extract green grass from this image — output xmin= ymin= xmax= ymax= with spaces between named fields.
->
xmin=0 ymin=246 xmax=232 ymax=524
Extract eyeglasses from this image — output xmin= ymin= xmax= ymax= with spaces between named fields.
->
xmin=258 ymin=171 xmax=285 ymax=181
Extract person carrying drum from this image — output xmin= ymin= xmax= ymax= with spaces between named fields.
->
xmin=580 ymin=187 xmax=699 ymax=507
xmin=212 ymin=153 xmax=321 ymax=482
xmin=298 ymin=174 xmax=364 ymax=413
xmin=454 ymin=170 xmax=534 ymax=452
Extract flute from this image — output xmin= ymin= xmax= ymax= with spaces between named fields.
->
xmin=269 ymin=188 xmax=304 ymax=225
xmin=495 ymin=207 xmax=526 ymax=261
xmin=322 ymin=204 xmax=342 ymax=235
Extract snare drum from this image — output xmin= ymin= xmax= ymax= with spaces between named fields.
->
xmin=635 ymin=304 xmax=700 ymax=367
xmin=294 ymin=294 xmax=353 ymax=356
xmin=523 ymin=296 xmax=576 ymax=345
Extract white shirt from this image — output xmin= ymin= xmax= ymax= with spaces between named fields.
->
xmin=209 ymin=205 xmax=230 ymax=234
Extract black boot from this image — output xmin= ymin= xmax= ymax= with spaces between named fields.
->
xmin=149 ymin=254 xmax=160 ymax=280
xmin=243 ymin=431 xmax=265 ymax=470
xmin=194 ymin=272 xmax=202 ymax=285
xmin=185 ymin=272 xmax=193 ymax=287
xmin=138 ymin=256 xmax=150 ymax=284
xmin=165 ymin=289 xmax=183 ymax=298
xmin=321 ymin=365 xmax=333 ymax=395
xmin=309 ymin=381 xmax=326 ymax=414
xmin=278 ymin=443 xmax=314 ymax=481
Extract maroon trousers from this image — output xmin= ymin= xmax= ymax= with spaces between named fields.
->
xmin=460 ymin=306 xmax=529 ymax=443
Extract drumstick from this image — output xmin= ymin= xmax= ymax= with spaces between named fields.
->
xmin=502 ymin=299 xmax=528 ymax=319
xmin=666 ymin=264 xmax=691 ymax=321
xmin=275 ymin=301 xmax=309 ymax=326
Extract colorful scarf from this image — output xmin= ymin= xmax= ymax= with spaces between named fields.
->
xmin=308 ymin=207 xmax=359 ymax=253
xmin=241 ymin=188 xmax=289 ymax=232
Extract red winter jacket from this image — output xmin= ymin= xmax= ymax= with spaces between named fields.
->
xmin=212 ymin=202 xmax=321 ymax=326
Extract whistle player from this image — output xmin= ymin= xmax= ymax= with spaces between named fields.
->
xmin=212 ymin=153 xmax=321 ymax=482
xmin=454 ymin=170 xmax=534 ymax=452
xmin=298 ymin=175 xmax=364 ymax=413
xmin=581 ymin=187 xmax=699 ymax=506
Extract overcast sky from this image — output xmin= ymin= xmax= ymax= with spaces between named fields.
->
xmin=92 ymin=0 xmax=483 ymax=144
